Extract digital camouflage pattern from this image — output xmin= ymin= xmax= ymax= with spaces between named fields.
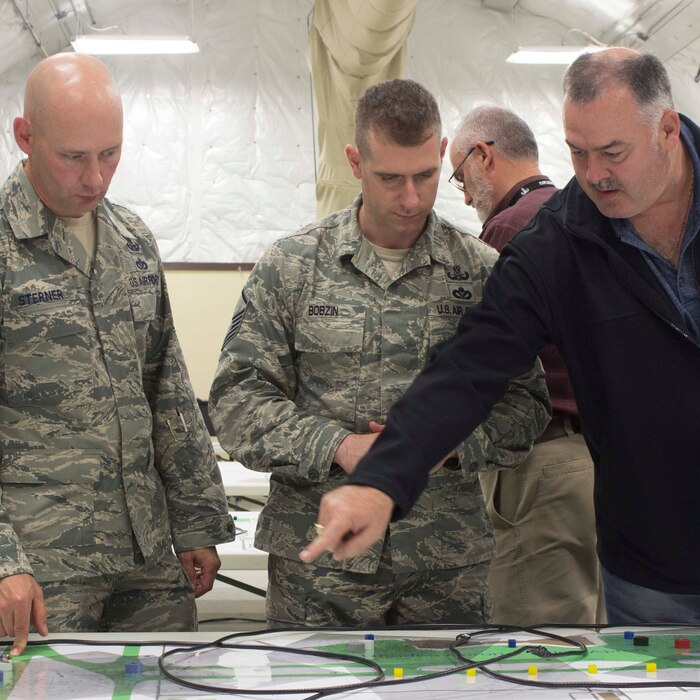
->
xmin=0 ymin=163 xmax=234 ymax=582
xmin=266 ymin=552 xmax=492 ymax=626
xmin=40 ymin=555 xmax=197 ymax=631
xmin=210 ymin=197 xmax=550 ymax=576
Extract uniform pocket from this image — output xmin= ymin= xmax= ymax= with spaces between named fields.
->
xmin=129 ymin=288 xmax=158 ymax=322
xmin=428 ymin=301 xmax=467 ymax=345
xmin=3 ymin=296 xmax=100 ymax=409
xmin=391 ymin=473 xmax=492 ymax=569
xmin=428 ymin=472 xmax=485 ymax=534
xmin=294 ymin=309 xmax=365 ymax=422
xmin=0 ymin=449 xmax=100 ymax=548
xmin=128 ymin=288 xmax=158 ymax=362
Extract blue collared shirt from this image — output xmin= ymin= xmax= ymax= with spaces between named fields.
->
xmin=610 ymin=122 xmax=700 ymax=341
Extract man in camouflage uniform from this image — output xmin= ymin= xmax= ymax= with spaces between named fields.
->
xmin=0 ymin=53 xmax=234 ymax=655
xmin=210 ymin=79 xmax=550 ymax=627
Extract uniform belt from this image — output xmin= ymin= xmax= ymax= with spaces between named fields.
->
xmin=534 ymin=416 xmax=582 ymax=444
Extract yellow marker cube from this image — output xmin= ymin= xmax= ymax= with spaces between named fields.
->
xmin=588 ymin=664 xmax=598 ymax=674
xmin=466 ymin=667 xmax=477 ymax=677
xmin=393 ymin=667 xmax=403 ymax=679
xmin=646 ymin=662 xmax=657 ymax=672
xmin=527 ymin=665 xmax=538 ymax=676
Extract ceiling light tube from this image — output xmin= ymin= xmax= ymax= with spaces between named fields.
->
xmin=71 ymin=35 xmax=199 ymax=55
xmin=506 ymin=45 xmax=607 ymax=65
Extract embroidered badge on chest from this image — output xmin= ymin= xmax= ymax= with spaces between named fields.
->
xmin=447 ymin=265 xmax=469 ymax=281
xmin=451 ymin=287 xmax=472 ymax=301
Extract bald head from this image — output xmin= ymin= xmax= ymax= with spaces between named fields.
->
xmin=13 ymin=53 xmax=124 ymax=218
xmin=23 ymin=53 xmax=122 ymax=134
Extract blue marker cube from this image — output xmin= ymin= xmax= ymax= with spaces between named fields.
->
xmin=125 ymin=661 xmax=143 ymax=675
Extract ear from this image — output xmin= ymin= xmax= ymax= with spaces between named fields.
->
xmin=439 ymin=136 xmax=447 ymax=160
xmin=345 ymin=144 xmax=363 ymax=180
xmin=659 ymin=109 xmax=681 ymax=150
xmin=13 ymin=116 xmax=33 ymax=154
xmin=475 ymin=140 xmax=494 ymax=170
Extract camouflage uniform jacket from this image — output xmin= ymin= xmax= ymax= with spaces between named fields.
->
xmin=210 ymin=197 xmax=549 ymax=574
xmin=0 ymin=163 xmax=234 ymax=582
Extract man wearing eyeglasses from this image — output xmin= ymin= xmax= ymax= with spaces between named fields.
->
xmin=210 ymin=79 xmax=549 ymax=627
xmin=448 ymin=106 xmax=603 ymax=626
xmin=303 ymin=48 xmax=700 ymax=625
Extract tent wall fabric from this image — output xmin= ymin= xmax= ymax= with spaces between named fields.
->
xmin=306 ymin=0 xmax=416 ymax=217
xmin=1 ymin=0 xmax=699 ymax=263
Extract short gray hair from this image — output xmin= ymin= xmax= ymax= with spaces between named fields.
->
xmin=563 ymin=50 xmax=674 ymax=124
xmin=452 ymin=105 xmax=539 ymax=162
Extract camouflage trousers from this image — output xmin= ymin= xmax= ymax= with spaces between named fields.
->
xmin=266 ymin=549 xmax=492 ymax=628
xmin=36 ymin=554 xmax=197 ymax=633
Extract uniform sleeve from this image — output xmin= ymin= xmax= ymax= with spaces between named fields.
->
xmin=0 ymin=226 xmax=34 ymax=578
xmin=209 ymin=247 xmax=350 ymax=482
xmin=458 ymin=361 xmax=550 ymax=474
xmin=142 ymin=263 xmax=234 ymax=552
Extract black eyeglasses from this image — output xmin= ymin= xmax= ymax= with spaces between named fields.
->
xmin=449 ymin=140 xmax=495 ymax=192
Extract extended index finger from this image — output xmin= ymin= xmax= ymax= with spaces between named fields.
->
xmin=11 ymin=613 xmax=30 ymax=657
xmin=299 ymin=521 xmax=346 ymax=563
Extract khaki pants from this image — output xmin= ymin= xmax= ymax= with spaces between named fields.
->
xmin=480 ymin=432 xmax=604 ymax=625
xmin=37 ymin=554 xmax=197 ymax=632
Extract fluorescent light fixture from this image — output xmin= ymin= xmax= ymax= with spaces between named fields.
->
xmin=71 ymin=35 xmax=199 ymax=55
xmin=506 ymin=45 xmax=607 ymax=65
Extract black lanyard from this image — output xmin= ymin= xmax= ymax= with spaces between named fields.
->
xmin=506 ymin=179 xmax=555 ymax=209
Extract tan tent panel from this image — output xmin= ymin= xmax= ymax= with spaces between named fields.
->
xmin=307 ymin=0 xmax=417 ymax=217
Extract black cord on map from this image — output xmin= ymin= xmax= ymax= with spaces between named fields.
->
xmin=156 ymin=624 xmax=588 ymax=698
xmin=158 ymin=628 xmax=385 ymax=697
xmin=156 ymin=623 xmax=700 ymax=697
xmin=452 ymin=623 xmax=700 ymax=691
xmin=7 ymin=623 xmax=700 ymax=696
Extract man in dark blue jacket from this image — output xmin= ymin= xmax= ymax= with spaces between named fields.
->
xmin=301 ymin=47 xmax=700 ymax=624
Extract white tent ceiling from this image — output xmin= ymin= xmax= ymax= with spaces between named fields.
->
xmin=3 ymin=0 xmax=700 ymax=74
xmin=1 ymin=0 xmax=699 ymax=262
xmin=485 ymin=0 xmax=700 ymax=63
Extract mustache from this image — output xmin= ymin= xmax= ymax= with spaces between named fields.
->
xmin=589 ymin=178 xmax=623 ymax=192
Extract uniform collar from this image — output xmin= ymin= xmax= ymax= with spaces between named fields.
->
xmin=1 ymin=162 xmax=56 ymax=241
xmin=1 ymin=161 xmax=136 ymax=243
xmin=336 ymin=195 xmax=453 ymax=268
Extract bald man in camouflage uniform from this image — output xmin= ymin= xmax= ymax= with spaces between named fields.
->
xmin=0 ymin=54 xmax=233 ymax=655
xmin=210 ymin=79 xmax=550 ymax=627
